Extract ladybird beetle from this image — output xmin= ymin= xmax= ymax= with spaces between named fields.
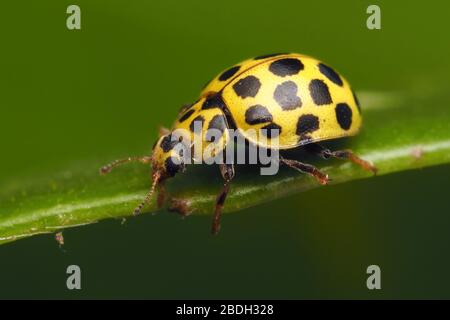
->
xmin=101 ymin=53 xmax=377 ymax=234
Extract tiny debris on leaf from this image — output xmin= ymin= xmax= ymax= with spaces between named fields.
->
xmin=55 ymin=231 xmax=64 ymax=247
xmin=411 ymin=146 xmax=424 ymax=160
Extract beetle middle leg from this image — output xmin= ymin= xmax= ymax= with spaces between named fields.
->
xmin=211 ymin=163 xmax=235 ymax=235
xmin=280 ymin=156 xmax=329 ymax=185
xmin=306 ymin=143 xmax=377 ymax=174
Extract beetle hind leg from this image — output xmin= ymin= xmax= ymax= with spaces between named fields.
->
xmin=306 ymin=143 xmax=377 ymax=174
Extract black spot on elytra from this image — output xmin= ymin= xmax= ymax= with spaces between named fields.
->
xmin=273 ymin=81 xmax=302 ymax=110
xmin=208 ymin=115 xmax=226 ymax=133
xmin=296 ymin=114 xmax=320 ymax=136
xmin=335 ymin=103 xmax=352 ymax=130
xmin=202 ymin=93 xmax=226 ymax=110
xmin=261 ymin=122 xmax=282 ymax=138
xmin=254 ymin=53 xmax=287 ymax=60
xmin=232 ymin=75 xmax=261 ymax=98
xmin=219 ymin=65 xmax=241 ymax=81
xmin=206 ymin=115 xmax=227 ymax=142
xmin=318 ymin=63 xmax=343 ymax=86
xmin=309 ymin=79 xmax=333 ymax=105
xmin=160 ymin=134 xmax=179 ymax=152
xmin=190 ymin=115 xmax=205 ymax=133
xmin=245 ymin=105 xmax=273 ymax=125
xmin=165 ymin=157 xmax=181 ymax=177
xmin=352 ymin=90 xmax=361 ymax=112
xmin=178 ymin=109 xmax=195 ymax=123
xmin=269 ymin=58 xmax=304 ymax=77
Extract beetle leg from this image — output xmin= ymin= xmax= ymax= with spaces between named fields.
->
xmin=212 ymin=163 xmax=235 ymax=235
xmin=307 ymin=143 xmax=377 ymax=174
xmin=157 ymin=178 xmax=166 ymax=209
xmin=169 ymin=198 xmax=193 ymax=217
xmin=280 ymin=157 xmax=329 ymax=185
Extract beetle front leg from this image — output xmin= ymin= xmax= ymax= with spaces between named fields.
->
xmin=157 ymin=178 xmax=167 ymax=209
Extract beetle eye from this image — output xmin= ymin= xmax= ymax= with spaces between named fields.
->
xmin=165 ymin=157 xmax=183 ymax=177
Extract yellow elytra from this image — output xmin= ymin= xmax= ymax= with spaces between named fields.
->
xmin=101 ymin=53 xmax=375 ymax=235
xmin=200 ymin=53 xmax=361 ymax=148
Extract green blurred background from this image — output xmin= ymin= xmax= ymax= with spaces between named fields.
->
xmin=1 ymin=0 xmax=449 ymax=298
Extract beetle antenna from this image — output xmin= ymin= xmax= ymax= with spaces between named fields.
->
xmin=133 ymin=171 xmax=161 ymax=216
xmin=100 ymin=156 xmax=152 ymax=175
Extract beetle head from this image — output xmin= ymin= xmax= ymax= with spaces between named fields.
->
xmin=151 ymin=132 xmax=187 ymax=180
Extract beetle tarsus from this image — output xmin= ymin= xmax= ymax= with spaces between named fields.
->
xmin=169 ymin=198 xmax=192 ymax=217
xmin=307 ymin=144 xmax=377 ymax=175
xmin=212 ymin=182 xmax=230 ymax=235
xmin=211 ymin=163 xmax=235 ymax=235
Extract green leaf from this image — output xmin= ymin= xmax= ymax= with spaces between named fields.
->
xmin=1 ymin=88 xmax=449 ymax=245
